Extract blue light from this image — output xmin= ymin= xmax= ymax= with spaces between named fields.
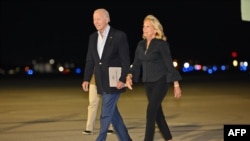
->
xmin=182 ymin=66 xmax=194 ymax=73
xmin=240 ymin=66 xmax=247 ymax=71
xmin=75 ymin=68 xmax=81 ymax=74
xmin=212 ymin=66 xmax=218 ymax=72
xmin=27 ymin=69 xmax=34 ymax=75
xmin=220 ymin=65 xmax=226 ymax=71
xmin=207 ymin=68 xmax=213 ymax=74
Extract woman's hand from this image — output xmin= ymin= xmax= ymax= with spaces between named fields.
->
xmin=174 ymin=86 xmax=182 ymax=99
xmin=126 ymin=74 xmax=133 ymax=90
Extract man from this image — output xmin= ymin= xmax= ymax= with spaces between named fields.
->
xmin=82 ymin=8 xmax=132 ymax=141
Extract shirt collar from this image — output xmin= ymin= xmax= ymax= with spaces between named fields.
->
xmin=98 ymin=25 xmax=110 ymax=37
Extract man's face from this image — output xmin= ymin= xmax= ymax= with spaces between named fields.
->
xmin=93 ymin=11 xmax=108 ymax=32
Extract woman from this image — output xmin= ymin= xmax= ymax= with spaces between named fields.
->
xmin=126 ymin=15 xmax=182 ymax=141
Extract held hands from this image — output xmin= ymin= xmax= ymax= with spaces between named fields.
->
xmin=116 ymin=81 xmax=126 ymax=89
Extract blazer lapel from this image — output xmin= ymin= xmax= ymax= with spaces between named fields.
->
xmin=92 ymin=32 xmax=100 ymax=60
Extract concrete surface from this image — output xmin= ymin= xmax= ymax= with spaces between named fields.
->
xmin=0 ymin=73 xmax=250 ymax=141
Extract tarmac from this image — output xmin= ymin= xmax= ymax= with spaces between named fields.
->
xmin=0 ymin=72 xmax=250 ymax=141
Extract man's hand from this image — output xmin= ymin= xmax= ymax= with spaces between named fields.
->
xmin=116 ymin=81 xmax=126 ymax=89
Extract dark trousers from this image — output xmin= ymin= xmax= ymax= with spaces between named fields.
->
xmin=96 ymin=92 xmax=132 ymax=141
xmin=144 ymin=76 xmax=172 ymax=141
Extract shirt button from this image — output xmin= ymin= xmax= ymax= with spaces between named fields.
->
xmin=99 ymin=62 xmax=102 ymax=65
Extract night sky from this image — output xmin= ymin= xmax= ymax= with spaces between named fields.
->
xmin=1 ymin=1 xmax=250 ymax=67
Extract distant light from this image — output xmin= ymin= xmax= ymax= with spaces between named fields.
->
xmin=212 ymin=65 xmax=218 ymax=72
xmin=62 ymin=68 xmax=70 ymax=74
xmin=182 ymin=65 xmax=194 ymax=73
xmin=49 ymin=59 xmax=55 ymax=64
xmin=75 ymin=68 xmax=81 ymax=74
xmin=24 ymin=66 xmax=30 ymax=71
xmin=194 ymin=64 xmax=202 ymax=71
xmin=202 ymin=66 xmax=208 ymax=72
xmin=27 ymin=69 xmax=34 ymax=75
xmin=231 ymin=51 xmax=238 ymax=58
xmin=183 ymin=62 xmax=190 ymax=68
xmin=220 ymin=65 xmax=226 ymax=71
xmin=232 ymin=60 xmax=238 ymax=67
xmin=240 ymin=66 xmax=248 ymax=71
xmin=182 ymin=67 xmax=190 ymax=73
xmin=8 ymin=69 xmax=15 ymax=75
xmin=173 ymin=61 xmax=178 ymax=68
xmin=207 ymin=68 xmax=213 ymax=74
xmin=58 ymin=66 xmax=64 ymax=72
xmin=239 ymin=61 xmax=248 ymax=71
xmin=181 ymin=62 xmax=192 ymax=73
xmin=241 ymin=61 xmax=248 ymax=67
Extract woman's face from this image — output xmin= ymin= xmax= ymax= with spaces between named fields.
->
xmin=143 ymin=20 xmax=156 ymax=39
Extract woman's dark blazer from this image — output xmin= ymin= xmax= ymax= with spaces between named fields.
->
xmin=83 ymin=27 xmax=130 ymax=94
xmin=130 ymin=39 xmax=182 ymax=83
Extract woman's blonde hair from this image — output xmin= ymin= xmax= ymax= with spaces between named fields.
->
xmin=142 ymin=15 xmax=167 ymax=41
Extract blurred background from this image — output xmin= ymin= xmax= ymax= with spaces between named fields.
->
xmin=1 ymin=1 xmax=250 ymax=140
xmin=1 ymin=0 xmax=249 ymax=78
